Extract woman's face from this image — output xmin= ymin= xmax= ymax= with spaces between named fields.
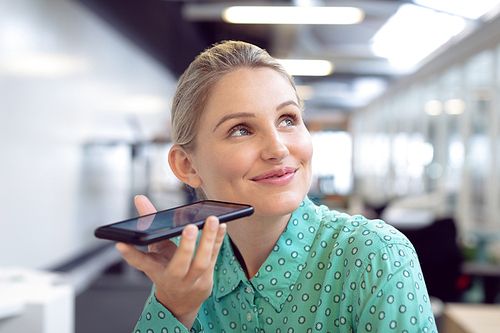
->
xmin=189 ymin=67 xmax=313 ymax=218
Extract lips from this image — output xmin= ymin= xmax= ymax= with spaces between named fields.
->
xmin=251 ymin=166 xmax=297 ymax=184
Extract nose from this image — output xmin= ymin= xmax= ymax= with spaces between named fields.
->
xmin=260 ymin=130 xmax=289 ymax=162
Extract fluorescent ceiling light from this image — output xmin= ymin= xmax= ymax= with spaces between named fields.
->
xmin=0 ymin=53 xmax=89 ymax=77
xmin=371 ymin=4 xmax=466 ymax=69
xmin=103 ymin=95 xmax=170 ymax=113
xmin=277 ymin=59 xmax=334 ymax=76
xmin=223 ymin=6 xmax=364 ymax=25
xmin=413 ymin=0 xmax=500 ymax=20
xmin=424 ymin=100 xmax=443 ymax=115
xmin=444 ymin=99 xmax=466 ymax=114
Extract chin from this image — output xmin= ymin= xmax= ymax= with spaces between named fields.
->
xmin=251 ymin=192 xmax=306 ymax=218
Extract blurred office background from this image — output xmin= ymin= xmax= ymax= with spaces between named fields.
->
xmin=2 ymin=0 xmax=500 ymax=332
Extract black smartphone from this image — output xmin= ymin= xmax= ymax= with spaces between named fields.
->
xmin=94 ymin=200 xmax=254 ymax=245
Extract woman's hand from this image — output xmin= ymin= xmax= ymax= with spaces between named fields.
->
xmin=115 ymin=195 xmax=227 ymax=329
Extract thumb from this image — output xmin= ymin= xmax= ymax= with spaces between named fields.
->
xmin=134 ymin=195 xmax=157 ymax=216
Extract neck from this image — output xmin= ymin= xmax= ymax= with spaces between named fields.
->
xmin=226 ymin=214 xmax=291 ymax=279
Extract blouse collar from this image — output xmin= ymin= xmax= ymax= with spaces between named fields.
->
xmin=212 ymin=197 xmax=323 ymax=311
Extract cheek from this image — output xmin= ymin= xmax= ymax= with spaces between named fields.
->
xmin=293 ymin=131 xmax=314 ymax=164
xmin=199 ymin=146 xmax=252 ymax=182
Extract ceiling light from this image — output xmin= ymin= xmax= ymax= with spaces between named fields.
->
xmin=0 ymin=53 xmax=89 ymax=77
xmin=103 ymin=95 xmax=170 ymax=113
xmin=413 ymin=0 xmax=500 ymax=20
xmin=222 ymin=6 xmax=364 ymax=25
xmin=424 ymin=100 xmax=443 ymax=115
xmin=444 ymin=99 xmax=466 ymax=114
xmin=371 ymin=4 xmax=466 ymax=69
xmin=277 ymin=59 xmax=334 ymax=76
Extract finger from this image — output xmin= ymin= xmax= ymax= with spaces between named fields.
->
xmin=201 ymin=222 xmax=227 ymax=275
xmin=211 ymin=223 xmax=227 ymax=263
xmin=137 ymin=214 xmax=155 ymax=231
xmin=116 ymin=242 xmax=155 ymax=272
xmin=116 ymin=242 xmax=175 ymax=282
xmin=186 ymin=216 xmax=220 ymax=278
xmin=134 ymin=195 xmax=157 ymax=216
xmin=134 ymin=195 xmax=156 ymax=230
xmin=148 ymin=237 xmax=178 ymax=255
xmin=165 ymin=224 xmax=199 ymax=278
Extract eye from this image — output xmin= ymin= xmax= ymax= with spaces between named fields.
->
xmin=278 ymin=113 xmax=299 ymax=127
xmin=279 ymin=119 xmax=293 ymax=127
xmin=229 ymin=125 xmax=251 ymax=137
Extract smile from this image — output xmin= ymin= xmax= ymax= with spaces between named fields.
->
xmin=251 ymin=167 xmax=298 ymax=185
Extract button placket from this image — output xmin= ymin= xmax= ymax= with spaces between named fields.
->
xmin=241 ymin=283 xmax=258 ymax=331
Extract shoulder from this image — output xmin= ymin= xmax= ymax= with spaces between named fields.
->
xmin=293 ymin=197 xmax=416 ymax=266
xmin=310 ymin=200 xmax=413 ymax=251
xmin=300 ymin=199 xmax=416 ymax=274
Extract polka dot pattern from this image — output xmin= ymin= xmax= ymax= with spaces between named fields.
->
xmin=133 ymin=197 xmax=437 ymax=333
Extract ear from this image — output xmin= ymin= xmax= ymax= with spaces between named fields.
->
xmin=168 ymin=145 xmax=203 ymax=188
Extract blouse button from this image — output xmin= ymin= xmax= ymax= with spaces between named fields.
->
xmin=247 ymin=312 xmax=252 ymax=322
xmin=246 ymin=287 xmax=252 ymax=294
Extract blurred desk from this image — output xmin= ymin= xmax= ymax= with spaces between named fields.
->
xmin=443 ymin=303 xmax=500 ymax=333
xmin=462 ymin=261 xmax=500 ymax=276
xmin=0 ymin=268 xmax=74 ymax=333
xmin=462 ymin=261 xmax=500 ymax=303
xmin=0 ymin=296 xmax=24 ymax=320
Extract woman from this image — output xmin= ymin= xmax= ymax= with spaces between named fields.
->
xmin=117 ymin=41 xmax=437 ymax=333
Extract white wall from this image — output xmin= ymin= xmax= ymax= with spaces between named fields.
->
xmin=0 ymin=0 xmax=177 ymax=268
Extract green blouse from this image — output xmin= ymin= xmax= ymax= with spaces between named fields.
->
xmin=134 ymin=197 xmax=437 ymax=333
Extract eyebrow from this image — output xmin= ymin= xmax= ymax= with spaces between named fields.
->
xmin=213 ymin=112 xmax=255 ymax=132
xmin=213 ymin=100 xmax=300 ymax=132
xmin=277 ymin=100 xmax=300 ymax=111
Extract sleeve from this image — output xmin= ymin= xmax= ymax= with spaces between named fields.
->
xmin=354 ymin=243 xmax=438 ymax=333
xmin=133 ymin=285 xmax=204 ymax=333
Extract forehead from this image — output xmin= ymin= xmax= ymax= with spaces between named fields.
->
xmin=204 ymin=67 xmax=297 ymax=115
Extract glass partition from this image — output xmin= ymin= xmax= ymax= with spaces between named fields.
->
xmin=441 ymin=66 xmax=465 ymax=196
xmin=465 ymin=50 xmax=494 ymax=225
xmin=352 ymin=39 xmax=500 ymax=233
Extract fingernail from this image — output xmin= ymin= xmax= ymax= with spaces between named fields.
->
xmin=184 ymin=225 xmax=197 ymax=239
xmin=208 ymin=217 xmax=218 ymax=231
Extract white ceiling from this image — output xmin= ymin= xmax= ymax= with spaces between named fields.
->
xmin=76 ymin=0 xmax=500 ymax=115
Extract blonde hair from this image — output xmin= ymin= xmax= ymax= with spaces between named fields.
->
xmin=171 ymin=40 xmax=301 ymax=152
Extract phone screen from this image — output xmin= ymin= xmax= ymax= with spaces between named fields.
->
xmin=94 ymin=200 xmax=254 ymax=245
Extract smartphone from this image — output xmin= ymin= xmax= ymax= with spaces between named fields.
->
xmin=94 ymin=200 xmax=254 ymax=245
